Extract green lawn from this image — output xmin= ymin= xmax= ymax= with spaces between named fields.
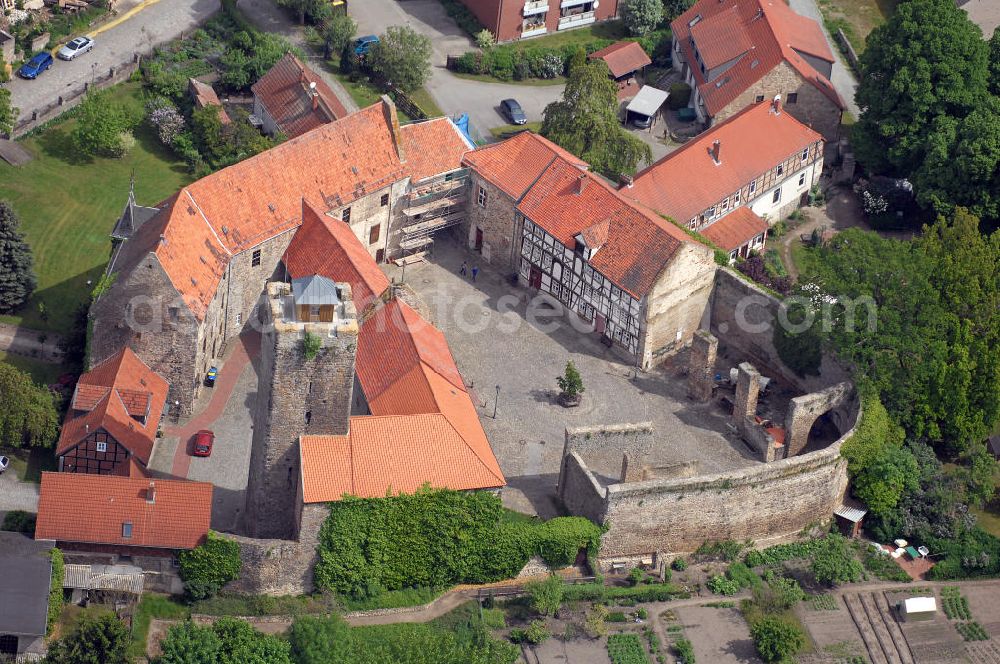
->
xmin=817 ymin=0 xmax=898 ymax=53
xmin=0 ymin=82 xmax=192 ymax=336
xmin=0 ymin=351 xmax=63 ymax=385
xmin=516 ymin=20 xmax=628 ymax=51
xmin=0 ymin=446 xmax=59 ymax=483
xmin=489 ymin=122 xmax=543 ymax=138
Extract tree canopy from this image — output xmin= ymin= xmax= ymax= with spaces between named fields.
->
xmin=0 ymin=364 xmax=58 ymax=449
xmin=72 ymin=90 xmax=139 ymax=158
xmin=0 ymin=88 xmax=18 ymax=137
xmin=750 ymin=617 xmax=806 ymax=663
xmin=154 ymin=618 xmax=291 ymax=664
xmin=541 ymin=61 xmax=652 ymax=177
xmin=368 ymin=26 xmax=433 ymax=93
xmin=44 ymin=614 xmax=131 ymax=664
xmin=177 ymin=531 xmax=242 ymax=599
xmin=619 ymin=0 xmax=663 ymax=36
xmin=0 ymin=201 xmax=36 ymax=313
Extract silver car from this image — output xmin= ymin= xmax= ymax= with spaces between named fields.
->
xmin=58 ymin=36 xmax=95 ymax=61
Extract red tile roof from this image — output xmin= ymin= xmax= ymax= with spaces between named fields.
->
xmin=672 ymin=0 xmax=843 ymax=116
xmin=701 ymin=206 xmax=769 ymax=251
xmin=400 ymin=117 xmax=475 ymax=182
xmin=515 ymin=152 xmax=693 ymax=298
xmin=625 ymin=101 xmax=823 ymax=224
xmin=295 ymin=221 xmax=505 ymax=501
xmin=462 ymin=131 xmax=587 ymax=200
xmin=120 ymin=101 xmax=468 ymax=321
xmin=251 ymin=53 xmax=347 ymax=139
xmin=35 ymin=473 xmax=212 ymax=550
xmin=284 ymin=200 xmax=390 ymax=312
xmin=57 ymin=347 xmax=169 ymax=467
xmin=188 ymin=78 xmax=231 ymax=124
xmin=588 ymin=41 xmax=652 ymax=79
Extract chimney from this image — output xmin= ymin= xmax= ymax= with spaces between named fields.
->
xmin=146 ymin=481 xmax=156 ymax=504
xmin=576 ymin=173 xmax=587 ymax=195
xmin=771 ymin=95 xmax=782 ymax=115
xmin=381 ymin=95 xmax=406 ymax=164
xmin=710 ymin=139 xmax=721 ymax=165
xmin=619 ymin=174 xmax=634 ymax=189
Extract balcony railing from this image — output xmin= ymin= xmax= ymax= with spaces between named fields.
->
xmin=558 ymin=10 xmax=595 ymax=28
xmin=522 ymin=24 xmax=548 ymax=37
xmin=523 ymin=0 xmax=548 ymax=15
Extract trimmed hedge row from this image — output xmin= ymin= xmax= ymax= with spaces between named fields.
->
xmin=314 ymin=488 xmax=602 ymax=596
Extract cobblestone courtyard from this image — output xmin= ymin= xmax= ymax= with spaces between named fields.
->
xmin=385 ymin=239 xmax=763 ymax=516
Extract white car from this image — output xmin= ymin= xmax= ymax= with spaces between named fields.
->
xmin=0 ymin=456 xmax=8 ymax=474
xmin=57 ymin=36 xmax=95 ymax=61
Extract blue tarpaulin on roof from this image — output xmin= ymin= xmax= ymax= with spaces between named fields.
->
xmin=454 ymin=113 xmax=473 ymax=144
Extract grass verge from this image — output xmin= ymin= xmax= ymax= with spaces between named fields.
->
xmin=129 ymin=594 xmax=191 ymax=660
xmin=0 ymin=351 xmax=63 ymax=385
xmin=489 ymin=122 xmax=543 ymax=138
xmin=452 ymin=71 xmax=566 ymax=86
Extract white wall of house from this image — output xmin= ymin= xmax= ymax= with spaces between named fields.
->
xmin=749 ymin=157 xmax=819 ymax=221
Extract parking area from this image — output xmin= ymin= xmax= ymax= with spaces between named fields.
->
xmin=383 ymin=239 xmax=760 ymax=516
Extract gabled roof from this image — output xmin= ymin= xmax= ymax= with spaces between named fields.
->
xmin=292 ymin=274 xmax=340 ymax=305
xmin=625 ymin=101 xmax=823 ymax=224
xmin=251 ymin=53 xmax=347 ymax=138
xmin=0 ymin=532 xmax=52 ymax=638
xmin=701 ymin=206 xmax=769 ymax=251
xmin=188 ymin=78 xmax=231 ymax=124
xmin=118 ymin=100 xmax=467 ymax=321
xmin=57 ymin=347 xmax=169 ymax=466
xmin=462 ymin=131 xmax=587 ymax=200
xmin=672 ymin=0 xmax=843 ymax=116
xmin=588 ymin=41 xmax=652 ymax=78
xmin=35 ymin=473 xmax=212 ymax=550
xmin=513 ymin=145 xmax=693 ymax=298
xmin=283 ymin=200 xmax=390 ymax=312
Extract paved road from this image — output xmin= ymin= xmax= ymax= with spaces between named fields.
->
xmin=0 ymin=471 xmax=40 ymax=513
xmin=0 ymin=323 xmax=62 ymax=362
xmin=349 ymin=0 xmax=564 ymax=142
xmin=787 ymin=0 xmax=861 ymax=119
xmin=7 ymin=0 xmax=218 ymax=121
xmin=237 ymin=0 xmax=359 ymax=113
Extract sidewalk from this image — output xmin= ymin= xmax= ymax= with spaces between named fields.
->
xmin=0 ymin=323 xmax=62 ymax=363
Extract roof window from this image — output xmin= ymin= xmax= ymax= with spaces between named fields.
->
xmin=122 ymin=522 xmax=133 ymax=539
xmin=688 ymin=14 xmax=702 ymax=27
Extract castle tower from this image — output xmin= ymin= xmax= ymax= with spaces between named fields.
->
xmin=246 ymin=276 xmax=358 ymax=539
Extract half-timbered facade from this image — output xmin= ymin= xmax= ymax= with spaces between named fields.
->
xmin=56 ymin=347 xmax=169 ymax=477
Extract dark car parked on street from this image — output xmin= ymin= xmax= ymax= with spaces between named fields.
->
xmin=500 ymin=98 xmax=527 ymax=125
xmin=18 ymin=52 xmax=53 ymax=79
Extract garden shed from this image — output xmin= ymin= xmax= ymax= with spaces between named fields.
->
xmin=899 ymin=596 xmax=936 ymax=621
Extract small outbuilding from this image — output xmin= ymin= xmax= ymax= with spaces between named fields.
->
xmin=625 ymin=86 xmax=669 ymax=129
xmin=0 ymin=532 xmax=53 ymax=659
xmin=898 ymin=596 xmax=936 ymax=622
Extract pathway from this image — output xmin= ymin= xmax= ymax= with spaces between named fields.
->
xmin=0 ymin=323 xmax=63 ymax=363
xmin=775 ymin=184 xmax=867 ymax=280
xmin=0 ymin=470 xmax=40 ymax=513
xmin=787 ymin=0 xmax=861 ymax=119
xmin=237 ymin=0 xmax=359 ymax=114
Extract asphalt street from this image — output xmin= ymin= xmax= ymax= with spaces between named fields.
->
xmin=7 ymin=0 xmax=218 ymax=121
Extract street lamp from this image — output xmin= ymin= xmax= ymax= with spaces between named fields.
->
xmin=493 ymin=385 xmax=500 ymax=419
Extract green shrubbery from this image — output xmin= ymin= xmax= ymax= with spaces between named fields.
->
xmin=1 ymin=509 xmax=36 ymax=534
xmin=744 ymin=539 xmax=825 ymax=567
xmin=667 ymin=82 xmax=691 ymax=109
xmin=178 ymin=532 xmax=242 ymax=600
xmin=47 ymin=548 xmax=64 ymax=634
xmin=607 ymin=634 xmax=650 ymax=664
xmin=314 ymin=488 xmax=601 ymax=597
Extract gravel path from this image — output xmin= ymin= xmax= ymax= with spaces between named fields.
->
xmin=0 ymin=323 xmax=62 ymax=363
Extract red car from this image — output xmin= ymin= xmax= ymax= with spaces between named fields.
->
xmin=192 ymin=430 xmax=214 ymax=457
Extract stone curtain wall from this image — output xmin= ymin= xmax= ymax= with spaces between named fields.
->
xmin=785 ymin=381 xmax=854 ymax=456
xmin=559 ymin=451 xmax=608 ymax=523
xmin=708 ymin=269 xmax=849 ymax=393
xmin=564 ymin=423 xmax=655 ymax=466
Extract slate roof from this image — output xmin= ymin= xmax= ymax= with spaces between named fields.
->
xmin=115 ymin=101 xmax=469 ymax=321
xmin=625 ymin=101 xmax=823 ymax=225
xmin=251 ymin=53 xmax=347 ymax=138
xmin=292 ymin=274 xmax=340 ymax=305
xmin=588 ymin=41 xmax=652 ymax=78
xmin=672 ymin=0 xmax=843 ymax=116
xmin=701 ymin=206 xmax=769 ymax=251
xmin=0 ymin=532 xmax=52 ymax=638
xmin=35 ymin=473 xmax=212 ymax=550
xmin=57 ymin=347 xmax=169 ymax=467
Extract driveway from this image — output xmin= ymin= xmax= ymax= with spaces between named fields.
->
xmin=7 ymin=0 xmax=218 ymax=122
xmin=787 ymin=0 xmax=861 ymax=118
xmin=350 ymin=0 xmax=564 ymax=141
xmin=0 ymin=470 xmax=40 ymax=514
xmin=0 ymin=323 xmax=62 ymax=362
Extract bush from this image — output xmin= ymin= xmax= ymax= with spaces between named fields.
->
xmin=671 ymin=557 xmax=687 ymax=571
xmin=810 ymin=534 xmax=863 ymax=587
xmin=454 ymin=51 xmax=481 ymax=74
xmin=668 ymin=82 xmax=692 ymax=109
xmin=47 ymin=548 xmax=64 ymax=634
xmin=72 ymin=89 xmax=139 ymax=158
xmin=708 ymin=574 xmax=741 ymax=596
xmin=674 ymin=637 xmax=695 ymax=663
xmin=526 ymin=574 xmax=564 ymax=617
xmin=750 ymin=617 xmax=805 ymax=662
xmin=525 ymin=619 xmax=550 ymax=644
xmin=178 ymin=531 xmax=242 ymax=599
xmin=627 ymin=567 xmax=644 ymax=586
xmin=146 ymin=97 xmax=185 ymax=146
xmin=1 ymin=510 xmax=36 ymax=534
xmin=485 ymin=47 xmax=515 ymax=81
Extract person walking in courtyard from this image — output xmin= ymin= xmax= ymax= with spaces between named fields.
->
xmin=460 ymin=260 xmax=467 ymax=276
xmin=472 ymin=266 xmax=479 ymax=282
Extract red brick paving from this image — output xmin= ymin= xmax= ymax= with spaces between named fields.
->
xmin=166 ymin=332 xmax=260 ymax=479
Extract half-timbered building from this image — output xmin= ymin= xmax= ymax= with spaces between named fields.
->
xmin=56 ymin=347 xmax=168 ymax=476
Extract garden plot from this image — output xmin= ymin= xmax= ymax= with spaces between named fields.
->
xmin=671 ymin=605 xmax=760 ymax=664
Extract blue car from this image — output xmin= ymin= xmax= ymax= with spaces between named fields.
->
xmin=19 ymin=52 xmax=54 ymax=79
xmin=205 ymin=366 xmax=218 ymax=387
xmin=353 ymin=35 xmax=379 ymax=56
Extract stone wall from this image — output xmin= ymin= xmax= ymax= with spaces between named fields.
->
xmin=785 ymin=381 xmax=853 ymax=456
xmin=463 ymin=173 xmax=520 ymax=269
xmin=558 ymin=451 xmax=608 ymax=523
xmin=564 ymin=423 xmax=655 ymax=465
xmin=708 ymin=268 xmax=849 ymax=393
xmin=687 ymin=329 xmax=718 ymax=401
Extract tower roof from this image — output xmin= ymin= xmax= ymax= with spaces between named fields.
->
xmin=291 ymin=274 xmax=340 ymax=306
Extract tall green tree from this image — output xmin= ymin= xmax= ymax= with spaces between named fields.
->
xmin=750 ymin=617 xmax=805 ymax=663
xmin=989 ymin=27 xmax=1000 ymax=97
xmin=277 ymin=0 xmax=328 ymax=25
xmin=44 ymin=614 xmax=131 ymax=664
xmin=154 ymin=621 xmax=221 ymax=664
xmin=322 ymin=12 xmax=356 ymax=59
xmin=0 ymin=88 xmax=18 ymax=137
xmin=212 ymin=617 xmax=292 ymax=664
xmin=72 ymin=90 xmax=138 ymax=158
xmin=0 ymin=364 xmax=58 ymax=448
xmin=620 ymin=0 xmax=663 ymax=36
xmin=541 ymin=61 xmax=652 ymax=177
xmin=852 ymin=0 xmax=989 ymax=175
xmin=663 ymin=0 xmax=694 ymax=21
xmin=0 ymin=201 xmax=36 ymax=312
xmin=368 ymin=25 xmax=433 ymax=93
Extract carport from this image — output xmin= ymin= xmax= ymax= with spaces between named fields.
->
xmin=625 ymin=86 xmax=669 ymax=130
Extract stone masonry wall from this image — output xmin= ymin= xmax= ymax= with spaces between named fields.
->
xmin=687 ymin=329 xmax=718 ymax=401
xmin=463 ymin=173 xmax=520 ymax=269
xmin=564 ymin=423 xmax=655 ymax=465
xmin=559 ymin=451 xmax=609 ymax=524
xmin=714 ymin=61 xmax=842 ymax=141
xmin=785 ymin=381 xmax=853 ymax=456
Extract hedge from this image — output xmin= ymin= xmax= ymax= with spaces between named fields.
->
xmin=313 ymin=488 xmax=602 ymax=596
xmin=47 ymin=548 xmax=64 ymax=634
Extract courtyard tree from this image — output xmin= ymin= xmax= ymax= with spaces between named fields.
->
xmin=0 ymin=364 xmax=58 ymax=448
xmin=178 ymin=531 xmax=242 ymax=599
xmin=990 ymin=28 xmax=1000 ymax=96
xmin=542 ymin=61 xmax=652 ymax=177
xmin=0 ymin=87 xmax=18 ymax=137
xmin=321 ymin=12 xmax=356 ymax=59
xmin=663 ymin=0 xmax=695 ymax=20
xmin=810 ymin=534 xmax=863 ymax=586
xmin=368 ymin=25 xmax=433 ymax=93
xmin=750 ymin=617 xmax=805 ymax=663
xmin=526 ymin=574 xmax=564 ymax=617
xmin=0 ymin=201 xmax=36 ymax=312
xmin=852 ymin=0 xmax=989 ymax=176
xmin=44 ymin=614 xmax=131 ymax=664
xmin=72 ymin=89 xmax=139 ymax=158
xmin=277 ymin=0 xmax=328 ymax=25
xmin=556 ymin=360 xmax=585 ymax=406
xmin=620 ymin=0 xmax=664 ymax=36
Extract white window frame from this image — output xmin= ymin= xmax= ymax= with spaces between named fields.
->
xmin=733 ymin=190 xmax=741 ymax=205
xmin=801 ymin=148 xmax=809 ymax=162
xmin=772 ymin=188 xmax=781 ymax=204
xmin=749 ymin=180 xmax=757 ymax=195
xmin=776 ymin=164 xmax=784 ymax=176
xmin=477 ymin=186 xmax=487 ymax=207
xmin=96 ymin=441 xmax=107 ymax=453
